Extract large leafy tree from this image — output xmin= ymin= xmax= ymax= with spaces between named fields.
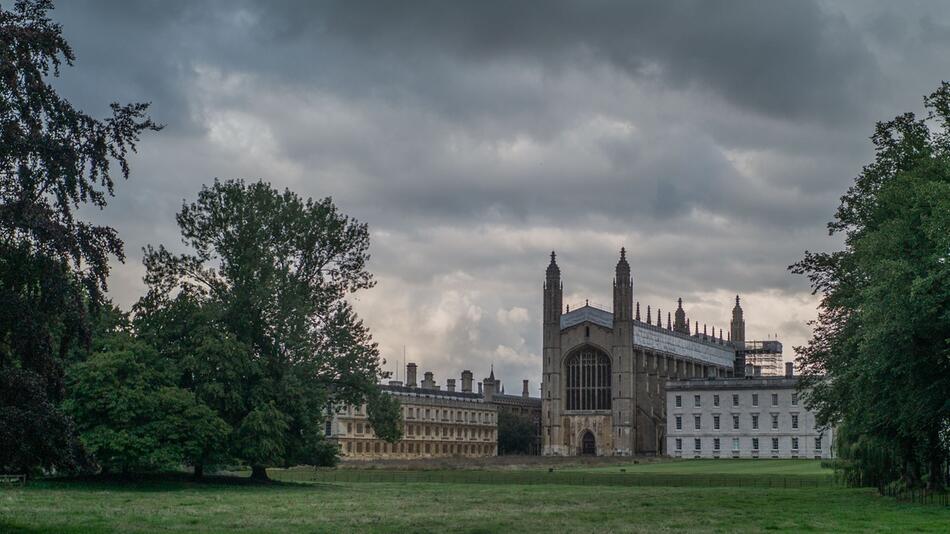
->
xmin=792 ymin=83 xmax=950 ymax=490
xmin=64 ymin=332 xmax=229 ymax=475
xmin=140 ymin=179 xmax=396 ymax=480
xmin=0 ymin=0 xmax=159 ymax=474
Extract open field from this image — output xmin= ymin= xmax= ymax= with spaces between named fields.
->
xmin=1 ymin=478 xmax=947 ymax=533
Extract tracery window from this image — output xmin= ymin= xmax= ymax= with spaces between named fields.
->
xmin=565 ymin=348 xmax=611 ymax=411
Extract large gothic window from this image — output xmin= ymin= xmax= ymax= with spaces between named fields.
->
xmin=565 ymin=348 xmax=611 ymax=411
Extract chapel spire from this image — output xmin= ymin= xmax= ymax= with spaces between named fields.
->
xmin=612 ymin=247 xmax=633 ymax=322
xmin=730 ymin=294 xmax=746 ymax=346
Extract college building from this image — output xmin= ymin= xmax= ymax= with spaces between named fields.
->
xmin=327 ymin=363 xmax=541 ymax=459
xmin=666 ymin=363 xmax=834 ymax=459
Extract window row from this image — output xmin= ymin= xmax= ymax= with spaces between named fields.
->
xmin=674 ymin=436 xmax=823 ymax=452
xmin=403 ymin=406 xmax=494 ymax=424
xmin=674 ymin=413 xmax=803 ymax=431
xmin=344 ymin=440 xmax=494 ymax=456
xmin=674 ymin=392 xmax=799 ymax=409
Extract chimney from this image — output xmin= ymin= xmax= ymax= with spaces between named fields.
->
xmin=785 ymin=362 xmax=794 ymax=377
xmin=406 ymin=362 xmax=418 ymax=387
xmin=744 ymin=362 xmax=754 ymax=378
xmin=522 ymin=379 xmax=529 ymax=398
xmin=421 ymin=371 xmax=435 ymax=389
xmin=754 ymin=366 xmax=762 ymax=377
xmin=447 ymin=378 xmax=456 ymax=392
xmin=478 ymin=382 xmax=483 ymax=395
xmin=483 ymin=378 xmax=496 ymax=400
xmin=461 ymin=370 xmax=473 ymax=393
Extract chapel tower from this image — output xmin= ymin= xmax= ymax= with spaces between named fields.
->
xmin=541 ymin=252 xmax=563 ymax=454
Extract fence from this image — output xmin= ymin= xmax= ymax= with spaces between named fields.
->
xmin=881 ymin=485 xmax=949 ymax=507
xmin=0 ymin=474 xmax=26 ymax=487
xmin=268 ymin=469 xmax=834 ymax=489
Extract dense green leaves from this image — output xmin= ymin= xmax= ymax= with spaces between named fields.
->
xmin=0 ymin=0 xmax=158 ymax=474
xmin=139 ymin=179 xmax=389 ymax=478
xmin=497 ymin=411 xmax=537 ymax=455
xmin=792 ymin=82 xmax=950 ymax=490
xmin=64 ymin=334 xmax=229 ymax=474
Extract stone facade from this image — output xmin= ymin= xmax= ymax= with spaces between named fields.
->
xmin=327 ymin=364 xmax=542 ymax=459
xmin=328 ymin=381 xmax=498 ymax=459
xmin=665 ymin=372 xmax=835 ymax=459
xmin=541 ymin=249 xmax=742 ymax=456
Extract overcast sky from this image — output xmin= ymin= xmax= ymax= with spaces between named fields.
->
xmin=51 ymin=1 xmax=950 ymax=392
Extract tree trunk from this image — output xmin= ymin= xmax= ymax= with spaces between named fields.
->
xmin=193 ymin=463 xmax=204 ymax=480
xmin=250 ymin=465 xmax=269 ymax=482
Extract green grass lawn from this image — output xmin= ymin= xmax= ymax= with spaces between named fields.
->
xmin=1 ymin=478 xmax=947 ymax=533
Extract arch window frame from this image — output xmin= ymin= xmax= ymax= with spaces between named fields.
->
xmin=564 ymin=347 xmax=612 ymax=411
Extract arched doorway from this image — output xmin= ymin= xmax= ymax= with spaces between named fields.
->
xmin=581 ymin=431 xmax=596 ymax=455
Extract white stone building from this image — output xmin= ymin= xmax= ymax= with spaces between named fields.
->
xmin=665 ymin=367 xmax=834 ymax=459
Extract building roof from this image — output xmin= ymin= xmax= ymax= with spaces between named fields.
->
xmin=380 ymin=383 xmax=485 ymax=401
xmin=665 ymin=376 xmax=799 ymax=391
xmin=560 ymin=304 xmax=737 ymax=367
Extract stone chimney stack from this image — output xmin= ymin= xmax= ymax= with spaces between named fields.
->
xmin=785 ymin=362 xmax=794 ymax=377
xmin=461 ymin=370 xmax=473 ymax=392
xmin=753 ymin=366 xmax=762 ymax=377
xmin=406 ymin=362 xmax=418 ymax=387
xmin=478 ymin=382 xmax=483 ymax=395
xmin=744 ymin=362 xmax=754 ymax=377
xmin=522 ymin=379 xmax=529 ymax=398
xmin=422 ymin=371 xmax=435 ymax=389
xmin=447 ymin=378 xmax=456 ymax=392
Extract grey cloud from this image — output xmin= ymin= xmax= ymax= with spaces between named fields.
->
xmin=43 ymin=0 xmax=950 ymax=384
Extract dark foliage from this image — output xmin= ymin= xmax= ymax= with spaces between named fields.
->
xmin=791 ymin=82 xmax=950 ymax=491
xmin=0 ymin=0 xmax=159 ymax=474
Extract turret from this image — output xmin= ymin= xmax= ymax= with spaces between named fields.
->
xmin=730 ymin=294 xmax=746 ymax=347
xmin=612 ymin=247 xmax=633 ymax=321
xmin=544 ymin=251 xmax=563 ymax=325
xmin=673 ymin=298 xmax=689 ymax=334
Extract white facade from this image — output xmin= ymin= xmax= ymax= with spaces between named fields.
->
xmin=665 ymin=377 xmax=834 ymax=459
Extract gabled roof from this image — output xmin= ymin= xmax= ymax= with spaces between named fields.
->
xmin=560 ymin=305 xmax=613 ymax=330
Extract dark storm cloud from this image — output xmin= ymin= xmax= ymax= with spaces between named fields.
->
xmin=43 ymin=0 xmax=950 ymax=384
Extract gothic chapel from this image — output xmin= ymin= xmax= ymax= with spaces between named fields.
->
xmin=541 ymin=249 xmax=745 ymax=456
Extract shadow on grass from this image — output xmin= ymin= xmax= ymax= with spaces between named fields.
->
xmin=31 ymin=472 xmax=336 ymax=493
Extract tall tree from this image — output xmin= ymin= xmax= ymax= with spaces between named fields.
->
xmin=792 ymin=83 xmax=950 ymax=490
xmin=0 ymin=0 xmax=159 ymax=474
xmin=140 ymin=179 xmax=394 ymax=480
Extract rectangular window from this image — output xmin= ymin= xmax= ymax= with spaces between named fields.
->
xmin=752 ymin=438 xmax=759 ymax=450
xmin=815 ymin=436 xmax=822 ymax=450
xmin=694 ymin=438 xmax=701 ymax=451
xmin=675 ymin=438 xmax=682 ymax=451
xmin=791 ymin=393 xmax=798 ymax=406
xmin=675 ymin=395 xmax=682 ymax=408
xmin=694 ymin=395 xmax=701 ymax=407
xmin=713 ymin=394 xmax=720 ymax=407
xmin=771 ymin=414 xmax=779 ymax=430
xmin=694 ymin=415 xmax=701 ymax=430
xmin=752 ymin=394 xmax=759 ymax=407
xmin=732 ymin=438 xmax=740 ymax=451
xmin=714 ymin=438 xmax=720 ymax=451
xmin=732 ymin=415 xmax=739 ymax=430
xmin=732 ymin=394 xmax=739 ymax=407
xmin=752 ymin=414 xmax=759 ymax=430
xmin=771 ymin=393 xmax=778 ymax=406
xmin=713 ymin=415 xmax=720 ymax=430
xmin=792 ymin=437 xmax=799 ymax=451
xmin=675 ymin=415 xmax=682 ymax=430
xmin=792 ymin=414 xmax=799 ymax=429
xmin=771 ymin=437 xmax=779 ymax=451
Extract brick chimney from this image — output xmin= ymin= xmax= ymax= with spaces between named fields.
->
xmin=406 ymin=362 xmax=417 ymax=387
xmin=447 ymin=378 xmax=456 ymax=392
xmin=785 ymin=362 xmax=794 ymax=377
xmin=461 ymin=370 xmax=473 ymax=393
xmin=522 ymin=379 xmax=529 ymax=398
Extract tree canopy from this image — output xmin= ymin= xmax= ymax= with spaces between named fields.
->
xmin=138 ymin=179 xmax=396 ymax=479
xmin=0 ymin=0 xmax=159 ymax=475
xmin=792 ymin=82 xmax=950 ymax=490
